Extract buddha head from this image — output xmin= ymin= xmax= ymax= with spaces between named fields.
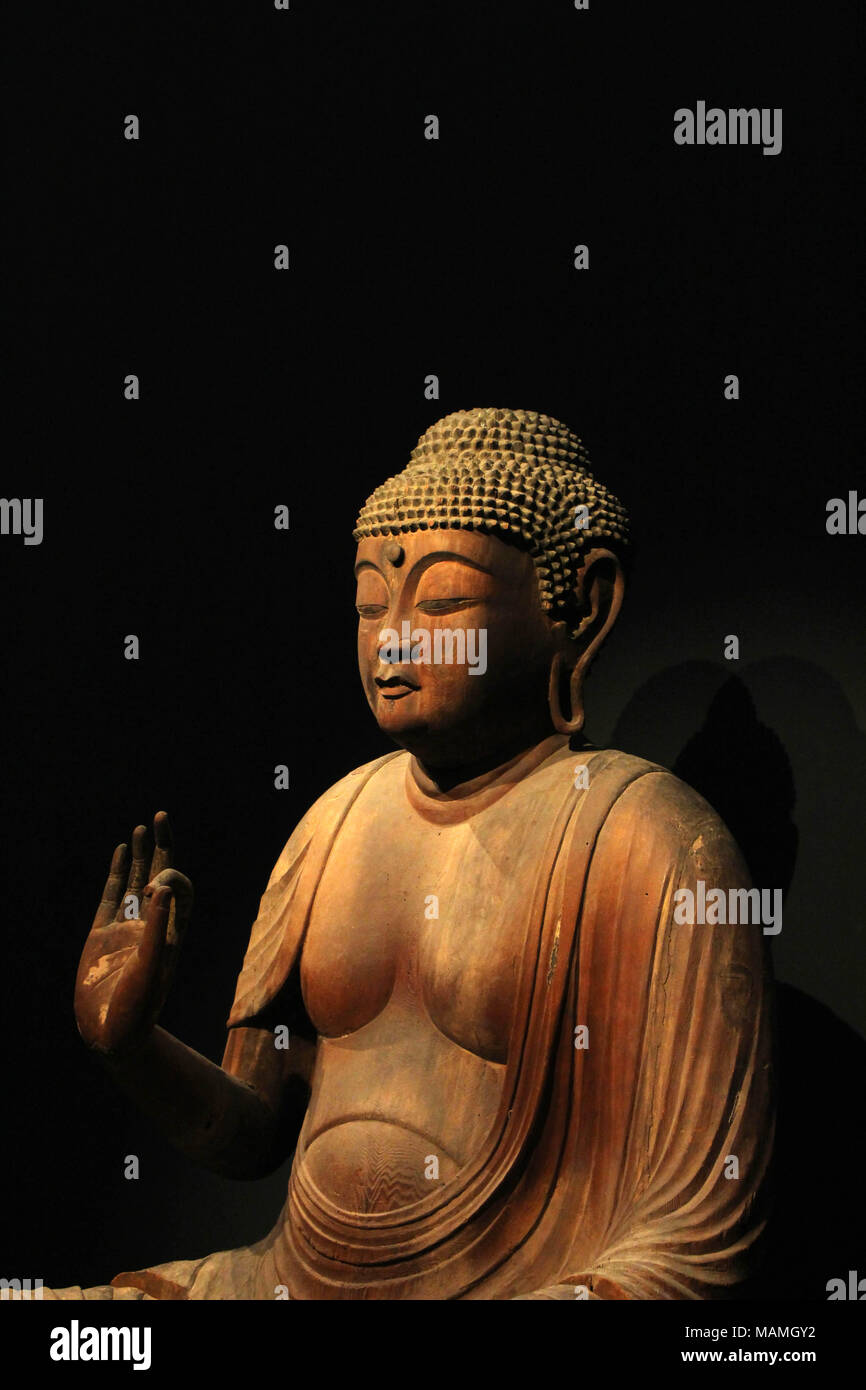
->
xmin=353 ymin=408 xmax=631 ymax=771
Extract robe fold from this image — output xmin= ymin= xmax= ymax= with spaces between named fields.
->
xmin=40 ymin=742 xmax=774 ymax=1301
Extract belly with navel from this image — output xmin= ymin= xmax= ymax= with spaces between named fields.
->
xmin=295 ymin=1016 xmax=505 ymax=1216
xmin=300 ymin=1118 xmax=460 ymax=1214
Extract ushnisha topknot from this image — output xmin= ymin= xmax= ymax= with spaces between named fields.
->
xmin=353 ymin=407 xmax=631 ymax=639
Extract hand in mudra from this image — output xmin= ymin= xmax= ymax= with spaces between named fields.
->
xmin=75 ymin=812 xmax=193 ymax=1057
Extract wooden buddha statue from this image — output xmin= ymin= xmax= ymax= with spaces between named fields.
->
xmin=45 ymin=408 xmax=774 ymax=1301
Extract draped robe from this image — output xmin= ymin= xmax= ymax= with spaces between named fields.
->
xmin=42 ymin=738 xmax=774 ymax=1300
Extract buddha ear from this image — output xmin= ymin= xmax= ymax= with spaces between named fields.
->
xmin=571 ymin=547 xmax=626 ymax=673
xmin=547 ymin=549 xmax=625 ymax=736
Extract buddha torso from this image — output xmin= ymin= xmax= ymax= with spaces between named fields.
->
xmin=294 ymin=734 xmax=573 ymax=1216
xmin=45 ymin=733 xmax=772 ymax=1303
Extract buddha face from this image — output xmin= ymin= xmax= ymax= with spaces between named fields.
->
xmin=355 ymin=529 xmax=560 ymax=769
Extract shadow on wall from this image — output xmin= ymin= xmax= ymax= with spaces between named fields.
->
xmin=610 ymin=661 xmax=866 ymax=1301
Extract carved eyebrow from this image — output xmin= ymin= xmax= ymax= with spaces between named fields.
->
xmin=408 ymin=551 xmax=493 ymax=579
xmin=353 ymin=552 xmax=493 ymax=579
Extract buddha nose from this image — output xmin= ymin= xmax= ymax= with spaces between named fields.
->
xmin=377 ymin=629 xmax=414 ymax=663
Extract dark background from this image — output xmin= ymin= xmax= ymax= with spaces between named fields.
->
xmin=3 ymin=0 xmax=863 ymax=1298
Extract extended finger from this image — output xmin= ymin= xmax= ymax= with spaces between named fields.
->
xmin=148 ymin=868 xmax=193 ymax=950
xmin=125 ymin=824 xmax=150 ymax=913
xmin=138 ymin=883 xmax=173 ymax=987
xmin=149 ymin=810 xmax=173 ymax=879
xmin=144 ymin=871 xmax=193 ymax=1015
xmin=93 ymin=843 xmax=130 ymax=929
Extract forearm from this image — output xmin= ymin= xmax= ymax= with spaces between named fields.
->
xmin=99 ymin=1025 xmax=288 ymax=1179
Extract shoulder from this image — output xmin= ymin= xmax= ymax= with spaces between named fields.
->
xmin=590 ymin=748 xmax=749 ymax=881
xmin=266 ymin=750 xmax=404 ymax=887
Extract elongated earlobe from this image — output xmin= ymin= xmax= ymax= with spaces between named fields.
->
xmin=547 ymin=550 xmax=625 ymax=734
xmin=548 ymin=650 xmax=585 ymax=734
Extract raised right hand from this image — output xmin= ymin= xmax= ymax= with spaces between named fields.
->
xmin=74 ymin=812 xmax=193 ymax=1057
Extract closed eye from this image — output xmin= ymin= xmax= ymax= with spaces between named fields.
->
xmin=356 ymin=603 xmax=388 ymax=618
xmin=415 ymin=598 xmax=480 ymax=615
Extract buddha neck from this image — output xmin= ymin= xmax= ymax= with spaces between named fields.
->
xmin=408 ymin=732 xmax=574 ymax=810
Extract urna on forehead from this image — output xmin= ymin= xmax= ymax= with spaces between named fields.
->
xmin=353 ymin=406 xmax=631 ymax=638
xmin=381 ymin=539 xmax=405 ymax=568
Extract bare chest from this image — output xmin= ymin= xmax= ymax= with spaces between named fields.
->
xmin=301 ymin=800 xmax=534 ymax=1063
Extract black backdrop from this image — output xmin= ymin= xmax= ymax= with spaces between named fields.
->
xmin=4 ymin=0 xmax=863 ymax=1298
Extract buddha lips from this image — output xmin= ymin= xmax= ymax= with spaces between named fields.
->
xmin=378 ymin=622 xmax=487 ymax=675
